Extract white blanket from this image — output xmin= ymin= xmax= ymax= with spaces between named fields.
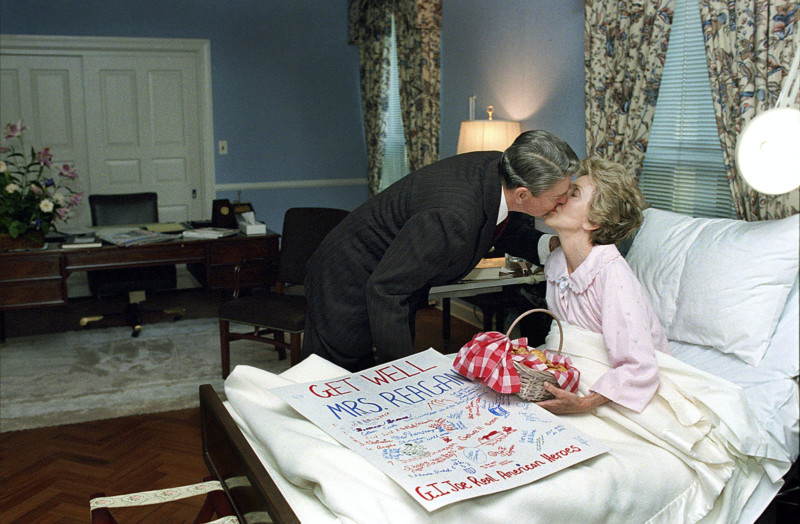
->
xmin=541 ymin=323 xmax=789 ymax=523
xmin=224 ymin=326 xmax=789 ymax=524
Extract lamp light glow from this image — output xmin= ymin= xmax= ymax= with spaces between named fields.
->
xmin=457 ymin=106 xmax=521 ymax=154
xmin=735 ymin=30 xmax=800 ymax=195
xmin=736 ymin=107 xmax=800 ymax=195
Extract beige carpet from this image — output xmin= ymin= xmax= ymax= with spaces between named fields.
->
xmin=0 ymin=317 xmax=291 ymax=432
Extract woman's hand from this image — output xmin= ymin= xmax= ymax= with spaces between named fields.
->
xmin=535 ymin=383 xmax=609 ymax=415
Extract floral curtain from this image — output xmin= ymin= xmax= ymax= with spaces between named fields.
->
xmin=349 ymin=0 xmax=441 ymax=194
xmin=698 ymin=0 xmax=799 ymax=220
xmin=584 ymin=0 xmax=675 ymax=179
xmin=395 ymin=0 xmax=442 ymax=172
xmin=349 ymin=0 xmax=394 ymax=195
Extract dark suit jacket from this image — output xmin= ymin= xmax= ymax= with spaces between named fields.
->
xmin=304 ymin=151 xmax=518 ymax=369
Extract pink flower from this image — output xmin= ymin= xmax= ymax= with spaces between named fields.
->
xmin=4 ymin=120 xmax=27 ymax=139
xmin=56 ymin=207 xmax=70 ymax=219
xmin=69 ymin=192 xmax=84 ymax=207
xmin=37 ymin=147 xmax=53 ymax=167
xmin=58 ymin=163 xmax=78 ymax=179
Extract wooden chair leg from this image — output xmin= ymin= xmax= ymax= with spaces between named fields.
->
xmin=206 ymin=486 xmax=236 ymax=518
xmin=191 ymin=494 xmax=217 ymax=524
xmin=290 ymin=332 xmax=302 ymax=366
xmin=277 ymin=331 xmax=287 ymax=360
xmin=89 ymin=493 xmax=119 ymax=524
xmin=219 ymin=319 xmax=231 ymax=378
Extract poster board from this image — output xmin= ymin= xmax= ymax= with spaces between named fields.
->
xmin=271 ymin=349 xmax=607 ymax=511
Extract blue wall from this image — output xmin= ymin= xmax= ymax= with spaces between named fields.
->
xmin=441 ymin=0 xmax=586 ymax=159
xmin=1 ymin=0 xmax=586 ymax=232
xmin=0 ymin=0 xmax=370 ymax=232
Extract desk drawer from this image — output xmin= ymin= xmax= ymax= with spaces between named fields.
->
xmin=207 ymin=261 xmax=275 ymax=290
xmin=206 ymin=236 xmax=278 ymax=264
xmin=0 ymin=253 xmax=61 ymax=280
xmin=203 ymin=236 xmax=279 ymax=290
xmin=0 ymin=252 xmax=65 ymax=308
xmin=0 ymin=279 xmax=65 ymax=308
xmin=65 ymin=242 xmax=206 ymax=271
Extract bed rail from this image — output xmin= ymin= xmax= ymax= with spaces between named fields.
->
xmin=199 ymin=384 xmax=300 ymax=524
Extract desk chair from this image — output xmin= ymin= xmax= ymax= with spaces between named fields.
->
xmin=82 ymin=192 xmax=180 ymax=336
xmin=218 ymin=207 xmax=349 ymax=377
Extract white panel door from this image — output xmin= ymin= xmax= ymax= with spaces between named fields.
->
xmin=0 ymin=54 xmax=91 ymax=227
xmin=83 ymin=53 xmax=203 ymax=222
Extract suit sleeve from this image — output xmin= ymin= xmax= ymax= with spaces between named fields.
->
xmin=365 ymin=210 xmax=474 ymax=364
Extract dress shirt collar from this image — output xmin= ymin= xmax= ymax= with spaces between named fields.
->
xmin=497 ymin=188 xmax=509 ymax=225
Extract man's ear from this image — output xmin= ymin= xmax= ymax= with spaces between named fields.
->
xmin=512 ymin=186 xmax=529 ymax=204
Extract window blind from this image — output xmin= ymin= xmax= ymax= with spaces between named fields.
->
xmin=639 ymin=0 xmax=736 ymax=218
xmin=379 ymin=15 xmax=409 ymax=192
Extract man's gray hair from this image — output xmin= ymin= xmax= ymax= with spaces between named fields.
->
xmin=499 ymin=130 xmax=580 ymax=195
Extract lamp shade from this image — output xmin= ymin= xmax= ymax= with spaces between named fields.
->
xmin=735 ymin=107 xmax=800 ymax=195
xmin=456 ymin=120 xmax=522 ymax=154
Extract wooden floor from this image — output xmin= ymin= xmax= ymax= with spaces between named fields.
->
xmin=0 ymin=305 xmax=481 ymax=523
xmin=0 ymin=409 xmax=209 ymax=522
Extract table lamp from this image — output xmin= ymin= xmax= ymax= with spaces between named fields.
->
xmin=735 ymin=32 xmax=800 ymax=195
xmin=457 ymin=105 xmax=522 ymax=154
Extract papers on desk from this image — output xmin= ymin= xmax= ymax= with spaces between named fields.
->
xmin=474 ymin=257 xmax=506 ymax=269
xmin=462 ymin=257 xmax=540 ymax=281
xmin=96 ymin=228 xmax=175 ymax=246
xmin=463 ymin=257 xmax=505 ymax=280
xmin=462 ymin=267 xmax=502 ymax=280
xmin=143 ymin=222 xmax=188 ymax=233
xmin=182 ymin=227 xmax=238 ymax=239
xmin=61 ymin=235 xmax=102 ymax=249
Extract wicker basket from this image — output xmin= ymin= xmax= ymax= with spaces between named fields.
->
xmin=508 ymin=308 xmax=564 ymax=402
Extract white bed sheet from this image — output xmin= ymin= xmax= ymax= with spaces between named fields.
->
xmin=224 ymin=344 xmax=790 ymax=524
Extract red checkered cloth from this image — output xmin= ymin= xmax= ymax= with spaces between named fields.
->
xmin=453 ymin=331 xmax=580 ymax=395
xmin=453 ymin=331 xmax=526 ymax=394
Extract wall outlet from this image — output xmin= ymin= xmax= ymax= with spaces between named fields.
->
xmin=218 ymin=140 xmax=228 ymax=155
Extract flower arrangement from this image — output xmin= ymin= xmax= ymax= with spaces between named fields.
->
xmin=0 ymin=120 xmax=83 ymax=245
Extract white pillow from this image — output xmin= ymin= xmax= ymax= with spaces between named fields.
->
xmin=767 ymin=275 xmax=800 ymax=378
xmin=625 ymin=208 xmax=711 ymax=330
xmin=669 ymin=214 xmax=799 ymax=366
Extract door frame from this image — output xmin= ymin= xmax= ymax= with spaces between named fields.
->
xmin=0 ymin=33 xmax=216 ymax=219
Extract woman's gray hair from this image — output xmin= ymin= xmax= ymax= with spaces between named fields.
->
xmin=499 ymin=130 xmax=580 ymax=195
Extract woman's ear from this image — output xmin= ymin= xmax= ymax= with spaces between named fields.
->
xmin=583 ymin=219 xmax=600 ymax=232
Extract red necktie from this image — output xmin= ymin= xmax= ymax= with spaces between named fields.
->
xmin=492 ymin=217 xmax=509 ymax=243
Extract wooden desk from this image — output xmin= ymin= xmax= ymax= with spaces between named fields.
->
xmin=0 ymin=231 xmax=280 ymax=340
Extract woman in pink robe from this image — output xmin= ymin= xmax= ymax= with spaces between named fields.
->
xmin=537 ymin=157 xmax=669 ymax=415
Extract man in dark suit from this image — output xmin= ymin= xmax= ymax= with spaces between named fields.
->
xmin=302 ymin=130 xmax=580 ymax=371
